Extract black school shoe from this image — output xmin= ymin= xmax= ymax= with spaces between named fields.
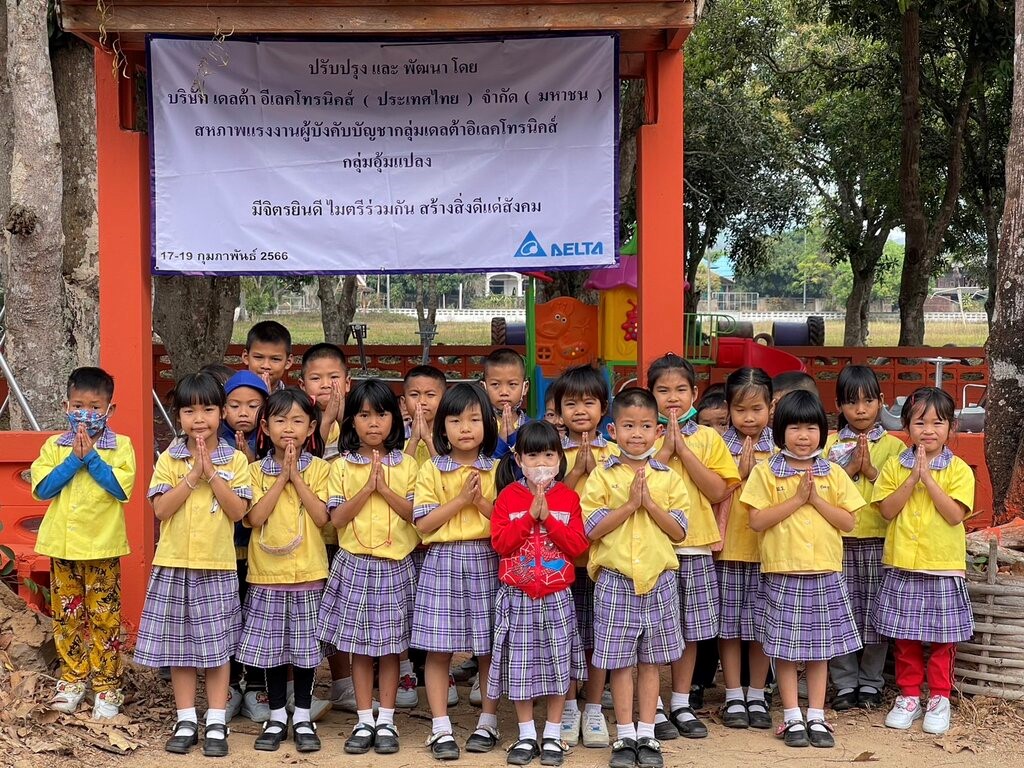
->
xmin=202 ymin=723 xmax=229 ymax=757
xmin=293 ymin=721 xmax=321 ymax=753
xmin=689 ymin=685 xmax=706 ymax=710
xmin=345 ymin=722 xmax=375 ymax=754
xmin=636 ymin=737 xmax=664 ymax=768
xmin=831 ymin=689 xmax=859 ymax=712
xmin=466 ymin=725 xmax=499 ymax=753
xmin=858 ymin=688 xmax=884 ymax=709
xmin=609 ymin=737 xmax=638 ymax=768
xmin=427 ymin=732 xmax=461 ymax=760
xmin=254 ymin=720 xmax=288 ymax=751
xmin=506 ymin=738 xmax=539 ymax=765
xmin=653 ymin=711 xmax=678 ymax=742
xmin=746 ymin=699 xmax=772 ymax=730
xmin=806 ymin=719 xmax=835 ymax=748
xmin=669 ymin=707 xmax=708 ymax=739
xmin=778 ymin=719 xmax=809 ymax=748
xmin=721 ymin=700 xmax=749 ymax=729
xmin=165 ymin=721 xmax=199 ymax=754
xmin=539 ymin=738 xmax=569 ymax=767
xmin=375 ymin=723 xmax=400 ymax=754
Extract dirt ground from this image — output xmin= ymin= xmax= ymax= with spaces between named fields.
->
xmin=8 ymin=670 xmax=1024 ymax=768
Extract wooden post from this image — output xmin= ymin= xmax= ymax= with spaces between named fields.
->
xmin=636 ymin=49 xmax=685 ymax=382
xmin=95 ymin=50 xmax=154 ymax=629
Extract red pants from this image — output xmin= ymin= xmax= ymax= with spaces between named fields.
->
xmin=893 ymin=639 xmax=956 ymax=697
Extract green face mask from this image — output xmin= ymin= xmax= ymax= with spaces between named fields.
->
xmin=658 ymin=406 xmax=697 ymax=426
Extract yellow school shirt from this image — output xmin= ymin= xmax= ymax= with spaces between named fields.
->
xmin=873 ymin=448 xmax=974 ymax=572
xmin=319 ymin=421 xmax=344 ymax=546
xmin=740 ymin=455 xmax=865 ymax=574
xmin=563 ymin=434 xmax=619 ymax=495
xmin=580 ymin=456 xmax=689 ymax=595
xmin=413 ymin=455 xmax=497 ymax=545
xmin=718 ymin=428 xmax=775 ymax=563
xmin=32 ymin=430 xmax=137 ymax=560
xmin=825 ymin=429 xmax=907 ymax=539
xmin=246 ymin=453 xmax=330 ymax=584
xmin=148 ymin=439 xmax=253 ymax=570
xmin=404 ymin=434 xmax=433 ymax=467
xmin=656 ymin=422 xmax=740 ymax=547
xmin=330 ymin=449 xmax=420 ymax=560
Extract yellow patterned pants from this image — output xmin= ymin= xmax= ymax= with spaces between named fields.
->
xmin=50 ymin=558 xmax=124 ymax=691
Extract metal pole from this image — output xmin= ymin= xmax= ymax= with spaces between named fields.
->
xmin=386 ymin=274 xmax=391 ymax=310
xmin=153 ymin=389 xmax=177 ymax=436
xmin=0 ymin=349 xmax=41 ymax=430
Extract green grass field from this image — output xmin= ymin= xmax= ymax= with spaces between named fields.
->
xmin=235 ymin=312 xmax=989 ymax=348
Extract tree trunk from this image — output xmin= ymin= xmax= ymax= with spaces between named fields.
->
xmin=985 ymin=200 xmax=999 ymax=325
xmin=317 ymin=275 xmax=358 ymax=344
xmin=985 ymin=0 xmax=1024 ymax=523
xmin=413 ymin=275 xmax=439 ymax=335
xmin=844 ymin=267 xmax=875 ymax=347
xmin=0 ymin=6 xmax=11 ymax=247
xmin=153 ymin=276 xmax=240 ymax=379
xmin=53 ymin=39 xmax=99 ymax=367
xmin=3 ymin=0 xmax=71 ymax=430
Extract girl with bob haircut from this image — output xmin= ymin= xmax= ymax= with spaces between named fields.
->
xmin=319 ymin=379 xmax=421 ymax=756
xmin=741 ymin=389 xmax=864 ymax=749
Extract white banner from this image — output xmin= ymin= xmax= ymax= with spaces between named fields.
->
xmin=148 ymin=35 xmax=618 ymax=275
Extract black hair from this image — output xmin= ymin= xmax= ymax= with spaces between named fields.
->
xmin=696 ymin=391 xmax=727 ymax=417
xmin=301 ymin=342 xmax=347 ymax=376
xmin=725 ymin=367 xmax=773 ymax=407
xmin=404 ymin=364 xmax=447 ymax=387
xmin=496 ymin=421 xmax=567 ymax=492
xmin=67 ymin=366 xmax=114 ymax=400
xmin=835 ymin=365 xmax=883 ymax=429
xmin=771 ymin=371 xmax=818 ymax=398
xmin=901 ymin=386 xmax=955 ymax=432
xmin=646 ymin=353 xmax=696 ymax=389
xmin=548 ymin=364 xmax=610 ymax=414
xmin=432 ymin=382 xmax=498 ymax=457
xmin=772 ymin=390 xmax=828 ymax=450
xmin=339 ymin=379 xmax=406 ymax=455
xmin=172 ymin=372 xmax=225 ymax=422
xmin=483 ymin=347 xmax=526 ymax=377
xmin=198 ymin=363 xmax=235 ymax=387
xmin=611 ymin=387 xmax=660 ymax=421
xmin=246 ymin=320 xmax=293 ymax=353
xmin=255 ymin=387 xmax=324 ymax=459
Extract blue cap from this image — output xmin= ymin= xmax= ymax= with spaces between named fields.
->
xmin=224 ymin=370 xmax=270 ymax=398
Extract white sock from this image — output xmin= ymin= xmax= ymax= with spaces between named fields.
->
xmin=783 ymin=707 xmax=803 ymax=724
xmin=293 ymin=707 xmax=314 ymax=734
xmin=400 ymin=659 xmax=414 ymax=677
xmin=859 ymin=685 xmax=879 ymax=694
xmin=331 ymin=676 xmax=353 ymax=699
xmin=725 ymin=687 xmax=745 ymax=713
xmin=670 ymin=692 xmax=695 ymax=721
xmin=616 ymin=722 xmax=637 ymax=741
xmin=519 ymin=720 xmax=537 ymax=740
xmin=746 ymin=687 xmax=766 ymax=702
xmin=357 ymin=708 xmax=374 ymax=726
xmin=564 ymin=699 xmax=579 ymax=714
xmin=205 ymin=709 xmax=226 ymax=738
xmin=477 ymin=712 xmax=498 ymax=732
xmin=175 ymin=708 xmax=198 ymax=736
xmin=584 ymin=703 xmax=602 ymax=716
xmin=807 ymin=708 xmax=825 ymax=724
xmin=836 ymin=687 xmax=855 ymax=696
xmin=654 ymin=709 xmax=669 ymax=724
xmin=265 ymin=707 xmax=286 ymax=732
xmin=377 ymin=707 xmax=395 ymax=726
xmin=543 ymin=721 xmax=561 ymax=741
xmin=636 ymin=722 xmax=655 ymax=739
xmin=432 ymin=716 xmax=455 ymax=742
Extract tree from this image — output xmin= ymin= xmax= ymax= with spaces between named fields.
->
xmin=985 ymin=0 xmax=1024 ymax=523
xmin=318 ymin=275 xmax=359 ymax=344
xmin=3 ymin=0 xmax=70 ymax=429
xmin=153 ymin=277 xmax=240 ymax=379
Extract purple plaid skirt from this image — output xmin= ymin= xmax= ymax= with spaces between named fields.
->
xmin=756 ymin=572 xmax=862 ymax=662
xmin=410 ymin=547 xmax=427 ymax=575
xmin=872 ymin=568 xmax=974 ymax=643
xmin=592 ymin=569 xmax=683 ymax=670
xmin=487 ymin=585 xmax=587 ymax=700
xmin=717 ymin=560 xmax=761 ymax=641
xmin=843 ymin=537 xmax=885 ymax=645
xmin=571 ymin=567 xmax=595 ymax=651
xmin=134 ymin=567 xmax=240 ymax=668
xmin=676 ymin=554 xmax=720 ymax=642
xmin=238 ymin=586 xmax=324 ymax=669
xmin=411 ymin=540 xmax=499 ymax=655
xmin=318 ymin=550 xmax=416 ymax=656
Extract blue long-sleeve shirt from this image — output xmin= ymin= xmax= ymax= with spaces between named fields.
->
xmin=35 ymin=450 xmax=127 ymax=501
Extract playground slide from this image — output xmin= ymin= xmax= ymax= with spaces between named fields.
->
xmin=714 ymin=336 xmax=806 ymax=377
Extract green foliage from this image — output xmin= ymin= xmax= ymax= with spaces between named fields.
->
xmin=386 ymin=274 xmax=474 ymax=307
xmin=241 ymin=277 xmax=279 ymax=316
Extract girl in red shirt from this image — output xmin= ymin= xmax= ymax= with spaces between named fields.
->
xmin=489 ymin=421 xmax=590 ymax=767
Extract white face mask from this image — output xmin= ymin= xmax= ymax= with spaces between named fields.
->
xmin=522 ymin=465 xmax=559 ymax=487
xmin=781 ymin=448 xmax=823 ymax=460
xmin=619 ymin=446 xmax=658 ymax=461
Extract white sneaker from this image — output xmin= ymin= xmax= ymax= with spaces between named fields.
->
xmin=560 ymin=707 xmax=581 ymax=746
xmin=288 ymin=693 xmax=335 ymax=721
xmin=242 ymin=689 xmax=270 ymax=722
xmin=885 ymin=695 xmax=924 ymax=730
xmin=469 ymin=675 xmax=482 ymax=706
xmin=923 ymin=695 xmax=951 ymax=734
xmin=582 ymin=708 xmax=610 ymax=747
xmin=448 ymin=674 xmax=459 ymax=706
xmin=330 ymin=684 xmax=356 ymax=712
xmin=600 ymin=686 xmax=613 ymax=710
xmin=396 ymin=673 xmax=419 ymax=708
xmin=225 ymin=686 xmax=243 ymax=721
xmin=91 ymin=689 xmax=124 ymax=720
xmin=50 ymin=681 xmax=87 ymax=714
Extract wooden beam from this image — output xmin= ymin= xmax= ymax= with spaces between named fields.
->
xmin=61 ymin=3 xmax=695 ymax=35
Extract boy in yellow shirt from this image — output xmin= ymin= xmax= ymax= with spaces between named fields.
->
xmin=403 ymin=364 xmax=447 ymax=466
xmin=32 ymin=367 xmax=136 ymax=719
xmin=581 ymin=388 xmax=689 ymax=768
xmin=242 ymin=320 xmax=294 ymax=391
xmin=299 ymin=343 xmax=350 ymax=459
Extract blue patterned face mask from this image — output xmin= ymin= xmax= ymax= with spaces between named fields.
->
xmin=657 ymin=406 xmax=697 ymax=426
xmin=67 ymin=407 xmax=110 ymax=437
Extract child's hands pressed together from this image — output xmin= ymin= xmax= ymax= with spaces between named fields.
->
xmin=628 ymin=468 xmax=646 ymax=511
xmin=529 ymin=483 xmax=545 ymax=520
xmin=72 ymin=424 xmax=93 ymax=460
xmin=639 ymin=470 xmax=658 ymax=512
xmin=796 ymin=469 xmax=812 ymax=505
xmin=858 ymin=434 xmax=876 ymax=479
xmin=236 ymin=430 xmax=256 ymax=462
xmin=286 ymin=441 xmax=303 ymax=482
xmin=196 ymin=438 xmax=216 ymax=481
xmin=500 ymin=403 xmax=516 ymax=442
xmin=914 ymin=444 xmax=931 ymax=485
xmin=322 ymin=380 xmax=344 ymax=427
xmin=458 ymin=470 xmax=480 ymax=504
xmin=739 ymin=436 xmax=756 ymax=479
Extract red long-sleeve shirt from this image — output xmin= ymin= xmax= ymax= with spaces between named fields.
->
xmin=490 ymin=481 xmax=590 ymax=599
